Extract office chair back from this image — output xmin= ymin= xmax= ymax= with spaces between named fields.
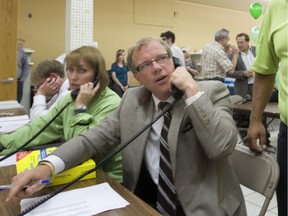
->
xmin=230 ymin=144 xmax=280 ymax=216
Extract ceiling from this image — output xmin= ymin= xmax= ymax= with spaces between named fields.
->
xmin=178 ymin=0 xmax=270 ymax=12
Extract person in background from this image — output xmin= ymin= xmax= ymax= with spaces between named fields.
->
xmin=201 ymin=28 xmax=239 ymax=82
xmin=6 ymin=37 xmax=246 ymax=216
xmin=227 ymin=33 xmax=255 ymax=99
xmin=17 ymin=38 xmax=30 ymax=103
xmin=160 ymin=30 xmax=185 ymax=66
xmin=110 ymin=49 xmax=130 ymax=97
xmin=0 ymin=46 xmax=122 ymax=183
xmin=229 ymin=33 xmax=276 ymax=145
xmin=30 ymin=59 xmax=69 ymax=120
xmin=182 ymin=49 xmax=199 ymax=78
xmin=247 ymin=0 xmax=287 ymax=215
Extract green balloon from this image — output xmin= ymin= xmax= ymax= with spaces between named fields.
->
xmin=250 ymin=2 xmax=263 ymax=19
xmin=250 ymin=26 xmax=260 ymax=42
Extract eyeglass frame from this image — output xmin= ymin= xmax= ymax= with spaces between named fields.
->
xmin=135 ymin=53 xmax=172 ymax=73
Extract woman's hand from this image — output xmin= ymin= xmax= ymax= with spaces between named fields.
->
xmin=123 ymin=85 xmax=129 ymax=91
xmin=75 ymin=82 xmax=100 ymax=108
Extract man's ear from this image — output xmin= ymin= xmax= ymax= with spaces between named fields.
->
xmin=133 ymin=73 xmax=142 ymax=85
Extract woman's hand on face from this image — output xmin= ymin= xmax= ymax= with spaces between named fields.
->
xmin=75 ymin=82 xmax=100 ymax=107
xmin=6 ymin=165 xmax=52 ymax=202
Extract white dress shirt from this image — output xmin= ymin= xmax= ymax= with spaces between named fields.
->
xmin=240 ymin=48 xmax=255 ymax=84
xmin=170 ymin=44 xmax=185 ymax=66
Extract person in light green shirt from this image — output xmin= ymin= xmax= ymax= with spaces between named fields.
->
xmin=0 ymin=46 xmax=122 ymax=182
xmin=248 ymin=0 xmax=287 ymax=215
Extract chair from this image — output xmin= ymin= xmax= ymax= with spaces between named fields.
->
xmin=230 ymin=95 xmax=244 ymax=105
xmin=230 ymin=144 xmax=280 ymax=216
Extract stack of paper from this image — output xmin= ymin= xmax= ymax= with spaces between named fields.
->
xmin=0 ymin=100 xmax=24 ymax=110
xmin=0 ymin=115 xmax=30 ymax=134
xmin=20 ymin=183 xmax=129 ymax=216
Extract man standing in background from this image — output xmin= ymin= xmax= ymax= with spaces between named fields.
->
xmin=228 ymin=33 xmax=255 ymax=99
xmin=201 ymin=28 xmax=239 ymax=82
xmin=160 ymin=31 xmax=185 ymax=66
xmin=17 ymin=38 xmax=30 ymax=103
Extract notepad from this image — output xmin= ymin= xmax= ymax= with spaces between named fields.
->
xmin=20 ymin=183 xmax=129 ymax=216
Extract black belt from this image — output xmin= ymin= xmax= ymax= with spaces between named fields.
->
xmin=204 ymin=77 xmax=225 ymax=83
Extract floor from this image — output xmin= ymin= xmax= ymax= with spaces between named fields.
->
xmin=239 ymin=118 xmax=280 ymax=216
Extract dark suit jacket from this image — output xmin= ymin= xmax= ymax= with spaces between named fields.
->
xmin=228 ymin=46 xmax=256 ymax=98
xmin=52 ymin=81 xmax=247 ymax=216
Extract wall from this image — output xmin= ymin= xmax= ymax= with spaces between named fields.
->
xmin=18 ymin=0 xmax=264 ymax=85
xmin=18 ymin=0 xmax=66 ymax=66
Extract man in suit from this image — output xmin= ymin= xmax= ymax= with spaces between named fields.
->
xmin=228 ymin=33 xmax=256 ymax=99
xmin=7 ymin=37 xmax=247 ymax=216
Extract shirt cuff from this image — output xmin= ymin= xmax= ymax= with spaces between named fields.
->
xmin=33 ymin=94 xmax=46 ymax=104
xmin=40 ymin=155 xmax=65 ymax=174
xmin=185 ymin=91 xmax=205 ymax=106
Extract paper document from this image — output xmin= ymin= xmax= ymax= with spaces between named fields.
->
xmin=0 ymin=115 xmax=30 ymax=134
xmin=0 ymin=100 xmax=24 ymax=110
xmin=20 ymin=182 xmax=129 ymax=216
xmin=0 ymin=154 xmax=16 ymax=167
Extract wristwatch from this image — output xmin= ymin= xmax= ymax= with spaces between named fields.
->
xmin=74 ymin=105 xmax=87 ymax=115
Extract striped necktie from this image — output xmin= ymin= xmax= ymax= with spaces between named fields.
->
xmin=156 ymin=102 xmax=177 ymax=216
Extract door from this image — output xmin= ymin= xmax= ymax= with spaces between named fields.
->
xmin=0 ymin=0 xmax=18 ymax=100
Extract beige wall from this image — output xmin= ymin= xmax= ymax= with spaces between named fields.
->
xmin=18 ymin=0 xmax=264 ymax=83
xmin=18 ymin=0 xmax=65 ymax=65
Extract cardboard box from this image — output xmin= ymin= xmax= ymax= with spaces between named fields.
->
xmin=16 ymin=147 xmax=96 ymax=186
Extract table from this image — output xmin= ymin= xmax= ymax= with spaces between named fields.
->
xmin=0 ymin=166 xmax=160 ymax=216
xmin=0 ymin=108 xmax=27 ymax=117
xmin=232 ymin=102 xmax=279 ymax=119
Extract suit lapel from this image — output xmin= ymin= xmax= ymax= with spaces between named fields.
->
xmin=133 ymin=95 xmax=154 ymax=174
xmin=168 ymin=98 xmax=186 ymax=176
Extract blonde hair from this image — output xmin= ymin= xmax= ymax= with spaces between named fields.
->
xmin=31 ymin=59 xmax=64 ymax=85
xmin=127 ymin=37 xmax=172 ymax=73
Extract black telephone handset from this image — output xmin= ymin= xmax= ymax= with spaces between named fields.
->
xmin=172 ymin=57 xmax=184 ymax=100
xmin=71 ymin=77 xmax=99 ymax=100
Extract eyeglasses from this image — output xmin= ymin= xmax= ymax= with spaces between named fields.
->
xmin=135 ymin=54 xmax=171 ymax=72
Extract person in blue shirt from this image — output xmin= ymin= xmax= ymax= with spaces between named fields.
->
xmin=110 ymin=49 xmax=130 ymax=97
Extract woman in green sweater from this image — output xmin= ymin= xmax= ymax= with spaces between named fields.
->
xmin=0 ymin=46 xmax=122 ymax=182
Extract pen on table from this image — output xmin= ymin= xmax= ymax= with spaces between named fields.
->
xmin=0 ymin=179 xmax=52 ymax=192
